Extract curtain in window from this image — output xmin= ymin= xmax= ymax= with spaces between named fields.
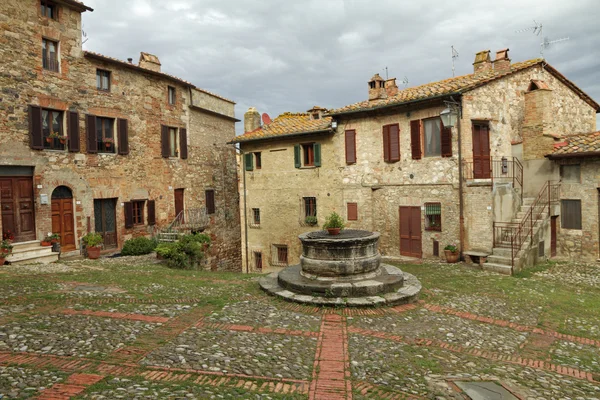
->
xmin=424 ymin=119 xmax=441 ymax=157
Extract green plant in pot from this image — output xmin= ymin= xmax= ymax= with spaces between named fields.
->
xmin=305 ymin=215 xmax=318 ymax=226
xmin=0 ymin=240 xmax=13 ymax=265
xmin=82 ymin=232 xmax=103 ymax=259
xmin=49 ymin=233 xmax=60 ymax=244
xmin=444 ymin=243 xmax=459 ymax=263
xmin=322 ymin=212 xmax=345 ymax=235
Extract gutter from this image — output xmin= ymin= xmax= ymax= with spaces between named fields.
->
xmin=546 ymin=151 xmax=600 ymax=160
xmin=227 ymin=128 xmax=333 ymax=145
xmin=326 ymin=93 xmax=462 ymax=117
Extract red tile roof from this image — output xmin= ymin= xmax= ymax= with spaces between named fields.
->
xmin=328 ymin=59 xmax=599 ymax=115
xmin=229 ymin=112 xmax=332 ymax=143
xmin=547 ymin=131 xmax=600 ymax=158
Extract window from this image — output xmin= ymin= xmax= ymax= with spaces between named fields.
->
xmin=254 ymin=251 xmax=263 ymax=271
xmin=272 ymin=245 xmax=288 ymax=266
xmin=168 ymin=86 xmax=176 ymax=105
xmin=132 ymin=200 xmax=145 ymax=225
xmin=42 ymin=38 xmax=59 ymax=72
xmin=168 ymin=127 xmax=178 ymax=157
xmin=255 ymin=152 xmax=262 ymax=169
xmin=303 ymin=143 xmax=314 ymax=166
xmin=560 ymin=164 xmax=580 ymax=183
xmin=382 ymin=124 xmax=400 ymax=162
xmin=294 ymin=143 xmax=321 ymax=168
xmin=347 ymin=203 xmax=358 ymax=221
xmin=561 ymin=200 xmax=582 ymax=229
xmin=161 ymin=126 xmax=187 ymax=159
xmin=303 ymin=197 xmax=317 ymax=218
xmin=96 ymin=69 xmax=110 ymax=91
xmin=252 ymin=208 xmax=260 ymax=226
xmin=423 ymin=118 xmax=442 ymax=157
xmin=425 ymin=202 xmax=442 ymax=231
xmin=40 ymin=0 xmax=58 ymax=20
xmin=205 ymin=190 xmax=215 ymax=214
xmin=345 ymin=130 xmax=356 ymax=164
xmin=96 ymin=117 xmax=115 ymax=153
xmin=41 ymin=109 xmax=65 ymax=150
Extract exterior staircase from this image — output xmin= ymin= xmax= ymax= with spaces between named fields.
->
xmin=156 ymin=208 xmax=209 ymax=243
xmin=5 ymin=240 xmax=59 ymax=265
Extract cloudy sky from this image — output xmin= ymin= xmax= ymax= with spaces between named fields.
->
xmin=82 ymin=0 xmax=599 ymax=133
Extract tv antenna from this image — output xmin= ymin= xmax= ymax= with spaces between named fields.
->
xmin=540 ymin=36 xmax=569 ymax=58
xmin=451 ymin=46 xmax=459 ymax=77
xmin=82 ymin=23 xmax=89 ymax=45
xmin=401 ymin=76 xmax=409 ymax=88
xmin=515 ymin=20 xmax=543 ymax=36
xmin=384 ymin=66 xmax=389 ymax=80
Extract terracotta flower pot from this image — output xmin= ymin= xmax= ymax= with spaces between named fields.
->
xmin=46 ymin=137 xmax=53 ymax=143
xmin=327 ymin=228 xmax=341 ymax=236
xmin=0 ymin=257 xmax=5 ymax=266
xmin=444 ymin=250 xmax=459 ymax=263
xmin=40 ymin=241 xmax=52 ymax=247
xmin=87 ymin=246 xmax=101 ymax=259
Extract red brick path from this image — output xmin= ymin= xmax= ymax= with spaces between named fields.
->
xmin=35 ymin=373 xmax=105 ymax=400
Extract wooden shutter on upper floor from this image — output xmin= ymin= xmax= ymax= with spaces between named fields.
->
xmin=410 ymin=120 xmax=422 ymax=160
xmin=86 ymin=114 xmax=97 ymax=154
xmin=314 ymin=143 xmax=321 ymax=167
xmin=294 ymin=144 xmax=301 ymax=168
xmin=29 ymin=105 xmax=43 ymax=150
xmin=345 ymin=130 xmax=356 ymax=164
xmin=160 ymin=125 xmax=169 ymax=158
xmin=117 ymin=118 xmax=129 ymax=155
xmin=147 ymin=200 xmax=156 ymax=226
xmin=382 ymin=125 xmax=390 ymax=162
xmin=389 ymin=124 xmax=400 ymax=162
xmin=205 ymin=190 xmax=215 ymax=214
xmin=124 ymin=201 xmax=133 ymax=229
xmin=68 ymin=111 xmax=80 ymax=152
xmin=347 ymin=202 xmax=358 ymax=221
xmin=441 ymin=126 xmax=452 ymax=157
xmin=179 ymin=128 xmax=188 ymax=159
xmin=245 ymin=153 xmax=253 ymax=171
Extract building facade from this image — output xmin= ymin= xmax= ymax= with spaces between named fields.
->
xmin=0 ymin=0 xmax=241 ymax=270
xmin=232 ymin=49 xmax=598 ymax=274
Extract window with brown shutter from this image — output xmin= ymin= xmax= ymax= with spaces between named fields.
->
xmin=40 ymin=109 xmax=65 ymax=150
xmin=254 ymin=251 xmax=263 ymax=271
xmin=345 ymin=130 xmax=356 ymax=164
xmin=205 ymin=190 xmax=215 ymax=214
xmin=561 ymin=200 xmax=581 ymax=229
xmin=383 ymin=124 xmax=400 ymax=162
xmin=147 ymin=200 xmax=156 ymax=225
xmin=441 ymin=126 xmax=452 ymax=157
xmin=68 ymin=111 xmax=80 ymax=152
xmin=86 ymin=114 xmax=97 ymax=153
xmin=423 ymin=118 xmax=442 ymax=157
xmin=382 ymin=125 xmax=390 ymax=161
xmin=347 ymin=202 xmax=358 ymax=221
xmin=179 ymin=128 xmax=188 ymax=159
xmin=117 ymin=118 xmax=129 ymax=155
xmin=96 ymin=117 xmax=115 ymax=154
xmin=124 ymin=201 xmax=133 ymax=228
xmin=161 ymin=125 xmax=169 ymax=158
xmin=29 ymin=105 xmax=44 ymax=150
xmin=255 ymin=152 xmax=262 ymax=169
xmin=410 ymin=120 xmax=422 ymax=160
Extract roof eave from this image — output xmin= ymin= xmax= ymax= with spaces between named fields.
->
xmin=326 ymin=93 xmax=462 ymax=117
xmin=189 ymin=105 xmax=240 ymax=122
xmin=56 ymin=0 xmax=93 ymax=12
xmin=547 ymin=151 xmax=600 ymax=159
xmin=228 ymin=128 xmax=333 ymax=145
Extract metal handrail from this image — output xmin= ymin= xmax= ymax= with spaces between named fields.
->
xmin=162 ymin=208 xmax=209 ymax=234
xmin=462 ymin=156 xmax=524 ymax=201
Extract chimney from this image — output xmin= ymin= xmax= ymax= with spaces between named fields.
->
xmin=385 ymin=78 xmax=398 ymax=97
xmin=493 ymin=48 xmax=511 ymax=73
xmin=368 ymin=74 xmax=387 ymax=101
xmin=307 ymin=106 xmax=327 ymax=120
xmin=138 ymin=52 xmax=161 ymax=72
xmin=522 ymin=80 xmax=554 ymax=160
xmin=127 ymin=58 xmax=133 ymax=64
xmin=244 ymin=107 xmax=261 ymax=133
xmin=473 ymin=50 xmax=492 ymax=73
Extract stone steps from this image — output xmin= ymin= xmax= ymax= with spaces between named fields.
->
xmin=5 ymin=241 xmax=58 ymax=265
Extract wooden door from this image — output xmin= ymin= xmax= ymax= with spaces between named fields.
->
xmin=399 ymin=206 xmax=422 ymax=258
xmin=51 ymin=198 xmax=75 ymax=250
xmin=472 ymin=123 xmax=491 ymax=179
xmin=94 ymin=199 xmax=117 ymax=248
xmin=550 ymin=216 xmax=557 ymax=257
xmin=1 ymin=177 xmax=36 ymax=242
xmin=174 ymin=189 xmax=184 ymax=221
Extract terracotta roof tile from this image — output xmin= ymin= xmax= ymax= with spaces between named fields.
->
xmin=548 ymin=131 xmax=600 ymax=157
xmin=230 ymin=112 xmax=332 ymax=143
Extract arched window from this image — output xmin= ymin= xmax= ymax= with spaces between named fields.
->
xmin=51 ymin=185 xmax=72 ymax=199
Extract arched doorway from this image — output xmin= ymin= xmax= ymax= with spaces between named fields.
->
xmin=51 ymin=186 xmax=75 ymax=250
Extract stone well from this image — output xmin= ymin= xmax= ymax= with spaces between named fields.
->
xmin=259 ymin=230 xmax=421 ymax=307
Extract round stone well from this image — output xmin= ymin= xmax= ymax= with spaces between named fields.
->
xmin=259 ymin=230 xmax=421 ymax=307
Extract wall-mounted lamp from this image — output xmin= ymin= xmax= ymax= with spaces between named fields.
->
xmin=440 ymin=107 xmax=458 ymax=128
xmin=331 ymin=120 xmax=338 ymax=129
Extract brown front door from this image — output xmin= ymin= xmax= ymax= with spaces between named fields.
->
xmin=174 ymin=189 xmax=184 ymax=220
xmin=399 ymin=206 xmax=422 ymax=258
xmin=550 ymin=216 xmax=557 ymax=257
xmin=1 ymin=177 xmax=36 ymax=242
xmin=94 ymin=199 xmax=117 ymax=248
xmin=472 ymin=123 xmax=491 ymax=179
xmin=52 ymin=198 xmax=76 ymax=250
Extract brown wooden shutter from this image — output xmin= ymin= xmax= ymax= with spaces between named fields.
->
xmin=124 ymin=201 xmax=133 ymax=228
xmin=345 ymin=130 xmax=356 ymax=164
xmin=68 ymin=111 xmax=80 ymax=152
xmin=382 ymin=125 xmax=390 ymax=162
xmin=117 ymin=118 xmax=129 ymax=155
xmin=441 ymin=126 xmax=452 ymax=157
xmin=389 ymin=124 xmax=400 ymax=162
xmin=410 ymin=120 xmax=421 ymax=160
xmin=161 ymin=125 xmax=169 ymax=158
xmin=147 ymin=200 xmax=156 ymax=226
xmin=347 ymin=202 xmax=358 ymax=221
xmin=205 ymin=190 xmax=215 ymax=214
xmin=29 ymin=105 xmax=43 ymax=150
xmin=86 ymin=114 xmax=97 ymax=153
xmin=179 ymin=128 xmax=188 ymax=159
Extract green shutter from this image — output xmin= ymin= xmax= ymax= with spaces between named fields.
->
xmin=314 ymin=143 xmax=321 ymax=167
xmin=294 ymin=144 xmax=301 ymax=168
xmin=245 ymin=153 xmax=253 ymax=171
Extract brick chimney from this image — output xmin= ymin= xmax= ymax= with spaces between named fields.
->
xmin=244 ymin=107 xmax=261 ymax=133
xmin=385 ymin=78 xmax=398 ymax=97
xmin=307 ymin=106 xmax=327 ymax=120
xmin=139 ymin=52 xmax=161 ymax=72
xmin=473 ymin=50 xmax=492 ymax=73
xmin=368 ymin=74 xmax=387 ymax=101
xmin=522 ymin=80 xmax=554 ymax=161
xmin=493 ymin=48 xmax=511 ymax=73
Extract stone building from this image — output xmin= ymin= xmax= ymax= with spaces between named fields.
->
xmin=0 ymin=0 xmax=241 ymax=270
xmin=231 ymin=49 xmax=598 ymax=274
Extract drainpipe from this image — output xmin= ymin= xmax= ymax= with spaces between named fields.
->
xmin=457 ymin=102 xmax=465 ymax=261
xmin=240 ymin=148 xmax=249 ymax=273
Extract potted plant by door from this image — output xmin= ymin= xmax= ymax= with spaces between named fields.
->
xmin=82 ymin=233 xmax=103 ymax=259
xmin=3 ymin=230 xmax=14 ymax=243
xmin=322 ymin=212 xmax=345 ymax=236
xmin=444 ymin=243 xmax=460 ymax=263
xmin=41 ymin=236 xmax=53 ymax=246
xmin=0 ymin=240 xmax=13 ymax=265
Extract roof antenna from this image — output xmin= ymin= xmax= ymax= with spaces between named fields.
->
xmin=515 ymin=19 xmax=543 ymax=36
xmin=384 ymin=66 xmax=388 ymax=80
xmin=540 ymin=36 xmax=570 ymax=58
xmin=401 ymin=76 xmax=409 ymax=88
xmin=451 ymin=45 xmax=459 ymax=77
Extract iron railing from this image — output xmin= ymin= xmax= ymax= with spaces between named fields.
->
xmin=493 ymin=181 xmax=560 ymax=270
xmin=462 ymin=156 xmax=523 ymax=200
xmin=163 ymin=208 xmax=209 ymax=234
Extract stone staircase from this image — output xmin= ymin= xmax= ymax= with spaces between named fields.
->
xmin=5 ymin=240 xmax=59 ymax=265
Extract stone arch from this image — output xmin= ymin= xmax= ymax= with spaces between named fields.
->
xmin=51 ymin=185 xmax=73 ymax=200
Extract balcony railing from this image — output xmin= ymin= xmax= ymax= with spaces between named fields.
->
xmin=462 ymin=156 xmax=523 ymax=199
xmin=163 ymin=208 xmax=209 ymax=235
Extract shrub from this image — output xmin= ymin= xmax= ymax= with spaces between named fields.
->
xmin=156 ymin=233 xmax=211 ymax=269
xmin=121 ymin=236 xmax=158 ymax=256
xmin=82 ymin=232 xmax=103 ymax=248
xmin=322 ymin=212 xmax=345 ymax=230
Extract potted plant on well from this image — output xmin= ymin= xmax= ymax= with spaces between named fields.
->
xmin=305 ymin=215 xmax=318 ymax=226
xmin=0 ymin=240 xmax=13 ymax=265
xmin=82 ymin=232 xmax=103 ymax=259
xmin=322 ymin=212 xmax=345 ymax=236
xmin=444 ymin=243 xmax=459 ymax=263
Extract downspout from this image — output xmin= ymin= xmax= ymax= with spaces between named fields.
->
xmin=457 ymin=101 xmax=465 ymax=261
xmin=241 ymin=148 xmax=249 ymax=273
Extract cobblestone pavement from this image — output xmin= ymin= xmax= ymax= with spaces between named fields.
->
xmin=0 ymin=257 xmax=599 ymax=399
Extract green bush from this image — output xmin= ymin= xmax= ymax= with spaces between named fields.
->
xmin=121 ymin=236 xmax=158 ymax=256
xmin=322 ymin=212 xmax=345 ymax=230
xmin=156 ymin=233 xmax=211 ymax=269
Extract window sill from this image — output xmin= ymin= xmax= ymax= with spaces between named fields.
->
xmin=44 ymin=149 xmax=67 ymax=153
xmin=299 ymin=165 xmax=318 ymax=169
xmin=98 ymin=152 xmax=117 ymax=156
xmin=249 ymin=224 xmax=261 ymax=229
xmin=425 ymin=229 xmax=442 ymax=232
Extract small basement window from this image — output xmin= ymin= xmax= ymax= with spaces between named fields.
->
xmin=272 ymin=245 xmax=288 ymax=266
xmin=560 ymin=164 xmax=580 ymax=183
xmin=425 ymin=202 xmax=441 ymax=231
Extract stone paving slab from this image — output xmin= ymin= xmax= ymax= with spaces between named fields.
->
xmin=68 ymin=302 xmax=196 ymax=318
xmin=0 ymin=366 xmax=68 ymax=399
xmin=550 ymin=340 xmax=600 ymax=374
